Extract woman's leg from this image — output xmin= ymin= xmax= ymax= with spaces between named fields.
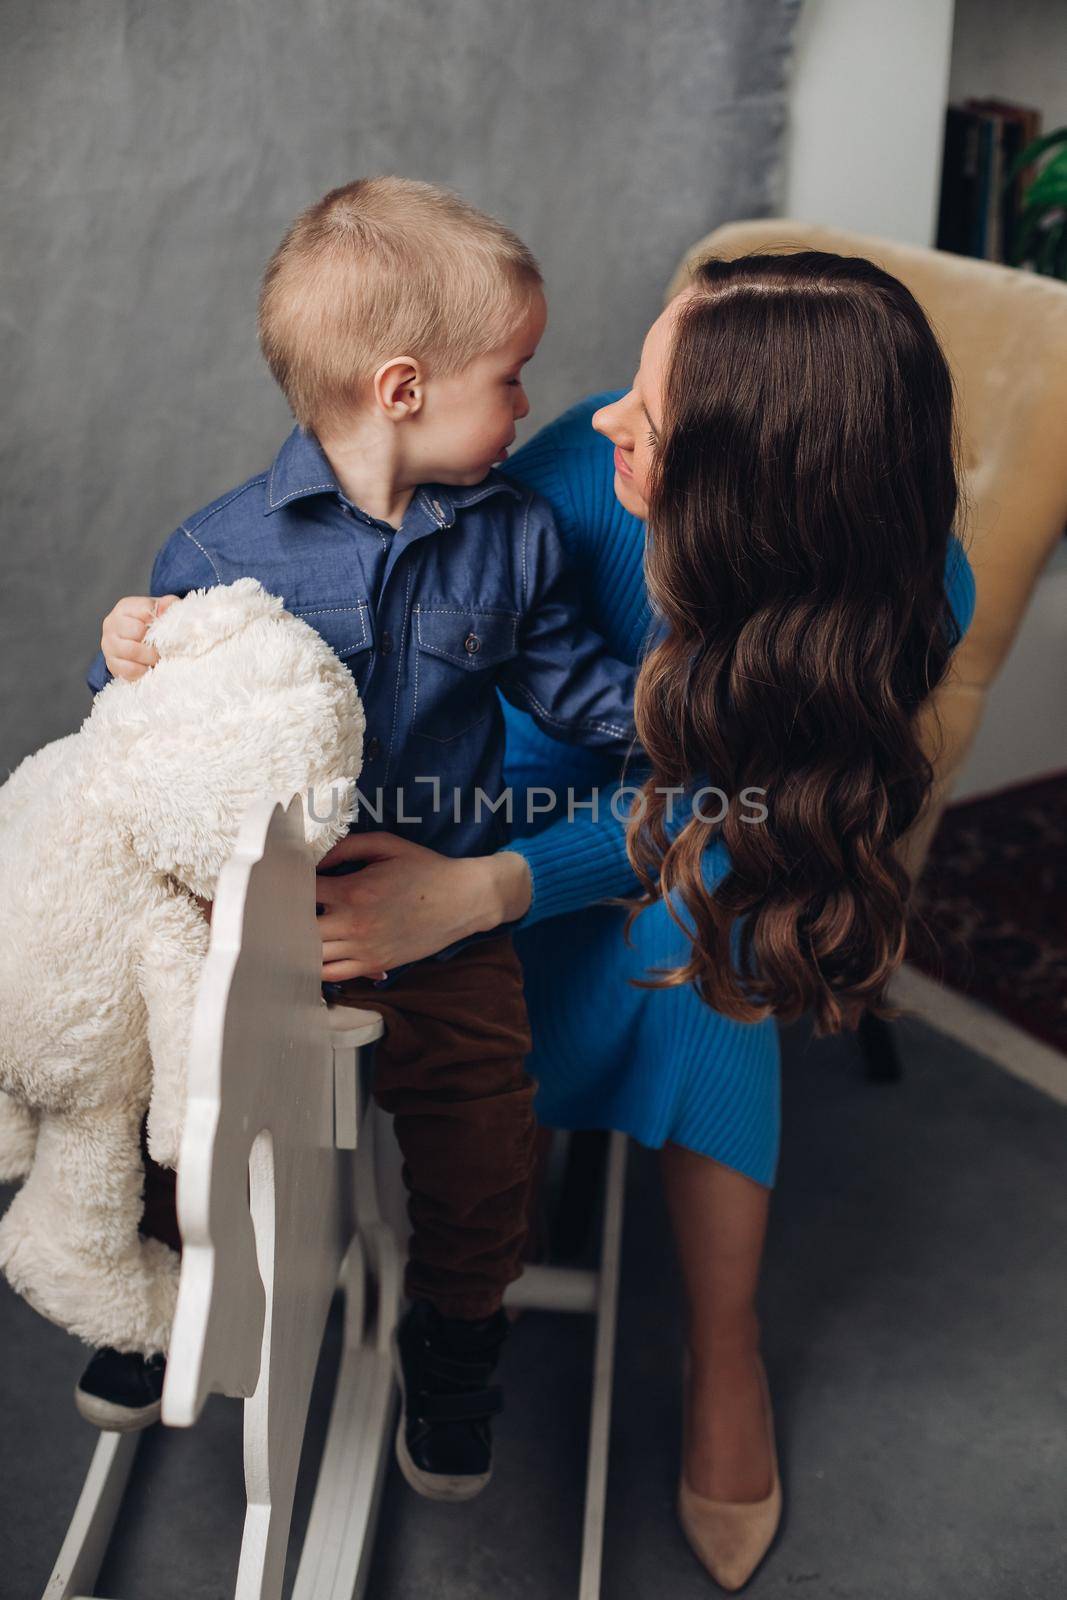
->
xmin=660 ymin=1141 xmax=773 ymax=1502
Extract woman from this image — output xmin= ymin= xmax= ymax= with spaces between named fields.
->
xmin=318 ymin=251 xmax=976 ymax=1588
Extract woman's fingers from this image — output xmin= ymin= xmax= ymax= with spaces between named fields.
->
xmin=322 ymin=956 xmax=389 ymax=982
xmin=314 ymin=872 xmax=383 ymax=951
xmin=326 ymin=940 xmax=391 ymax=979
xmin=312 ymin=872 xmax=350 ymax=901
xmin=316 ymin=836 xmax=498 ymax=971
xmin=315 ymin=906 xmax=374 ymax=942
xmin=321 ymin=936 xmax=387 ymax=964
xmin=317 ymin=830 xmax=409 ymax=870
xmin=313 ymin=878 xmax=373 ymax=914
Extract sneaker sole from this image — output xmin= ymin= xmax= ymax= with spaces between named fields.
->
xmin=390 ymin=1332 xmax=492 ymax=1503
xmin=74 ymin=1388 xmax=162 ymax=1433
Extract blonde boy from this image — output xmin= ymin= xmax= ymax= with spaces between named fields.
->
xmin=88 ymin=179 xmax=635 ymax=1496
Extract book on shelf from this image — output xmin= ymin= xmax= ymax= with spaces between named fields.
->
xmin=936 ymin=98 xmax=1042 ymax=264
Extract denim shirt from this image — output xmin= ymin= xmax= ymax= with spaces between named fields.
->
xmin=86 ymin=426 xmax=637 ymax=858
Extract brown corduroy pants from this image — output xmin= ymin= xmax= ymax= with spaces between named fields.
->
xmin=141 ymin=933 xmax=536 ymax=1321
xmin=329 ymin=934 xmax=536 ymax=1318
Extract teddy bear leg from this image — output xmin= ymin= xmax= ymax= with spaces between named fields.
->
xmin=0 ymin=1100 xmax=178 ymax=1357
xmin=0 ymin=1090 xmax=37 ymax=1182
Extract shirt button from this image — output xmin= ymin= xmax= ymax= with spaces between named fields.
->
xmin=379 ymin=630 xmax=394 ymax=654
xmin=365 ymin=736 xmax=382 ymax=760
xmin=464 ymin=632 xmax=481 ymax=655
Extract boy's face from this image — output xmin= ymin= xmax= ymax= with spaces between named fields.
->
xmin=417 ymin=290 xmax=547 ymax=485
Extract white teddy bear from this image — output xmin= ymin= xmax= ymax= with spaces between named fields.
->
xmin=0 ymin=578 xmax=364 ymax=1358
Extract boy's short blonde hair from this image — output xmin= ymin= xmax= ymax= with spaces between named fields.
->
xmin=258 ymin=177 xmax=543 ymax=434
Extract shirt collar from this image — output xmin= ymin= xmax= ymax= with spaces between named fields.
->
xmin=264 ymin=426 xmax=523 ymax=525
xmin=265 ymin=427 xmax=342 ymax=513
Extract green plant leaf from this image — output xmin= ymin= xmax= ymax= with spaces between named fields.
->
xmin=1020 ymin=152 xmax=1067 ymax=209
xmin=1003 ymin=125 xmax=1067 ymax=187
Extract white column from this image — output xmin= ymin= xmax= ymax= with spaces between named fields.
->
xmin=784 ymin=0 xmax=957 ymax=246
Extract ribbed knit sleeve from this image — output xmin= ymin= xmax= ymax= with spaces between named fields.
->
xmin=504 ymin=809 xmax=635 ymax=925
xmin=502 ymin=771 xmax=642 ymax=926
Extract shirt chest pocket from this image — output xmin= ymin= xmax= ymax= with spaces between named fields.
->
xmin=413 ymin=605 xmax=519 ymax=744
xmin=288 ymin=599 xmax=374 ymax=686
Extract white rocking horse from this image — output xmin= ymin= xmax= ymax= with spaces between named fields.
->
xmin=45 ymin=792 xmax=626 ymax=1600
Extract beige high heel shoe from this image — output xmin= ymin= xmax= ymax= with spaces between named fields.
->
xmin=677 ymin=1352 xmax=782 ymax=1592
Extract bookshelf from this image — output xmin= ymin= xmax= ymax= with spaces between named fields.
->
xmin=938 ymin=1 xmax=1067 ymax=799
xmin=938 ymin=0 xmax=1067 ymax=267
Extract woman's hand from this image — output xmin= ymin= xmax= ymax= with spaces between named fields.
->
xmin=314 ymin=832 xmax=533 ymax=981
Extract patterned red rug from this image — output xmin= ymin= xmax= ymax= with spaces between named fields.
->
xmin=907 ymin=770 xmax=1067 ymax=1056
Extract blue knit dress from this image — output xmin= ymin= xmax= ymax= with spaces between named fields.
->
xmin=499 ymin=392 xmax=978 ymax=1188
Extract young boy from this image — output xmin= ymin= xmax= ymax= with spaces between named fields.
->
xmin=86 ymin=177 xmax=636 ymax=1498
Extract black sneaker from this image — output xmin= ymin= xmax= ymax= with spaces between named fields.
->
xmin=393 ymin=1299 xmax=508 ymax=1501
xmin=74 ymin=1347 xmax=166 ymax=1432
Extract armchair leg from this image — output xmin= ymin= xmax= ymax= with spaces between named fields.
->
xmin=858 ymin=1010 xmax=904 ymax=1083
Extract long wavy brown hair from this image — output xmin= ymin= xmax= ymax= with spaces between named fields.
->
xmin=627 ymin=250 xmax=967 ymax=1035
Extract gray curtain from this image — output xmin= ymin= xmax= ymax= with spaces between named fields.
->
xmin=1 ymin=0 xmax=800 ymax=772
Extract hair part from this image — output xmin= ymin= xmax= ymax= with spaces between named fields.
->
xmin=626 ymin=250 xmax=966 ymax=1035
xmin=258 ymin=176 xmax=543 ymax=434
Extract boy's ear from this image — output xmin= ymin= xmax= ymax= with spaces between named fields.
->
xmin=373 ymin=357 xmax=423 ymax=419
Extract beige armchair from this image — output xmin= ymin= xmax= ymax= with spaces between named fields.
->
xmin=667 ymin=220 xmax=1067 ymax=878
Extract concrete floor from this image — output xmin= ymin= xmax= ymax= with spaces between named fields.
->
xmin=2 ymin=1014 xmax=1065 ymax=1599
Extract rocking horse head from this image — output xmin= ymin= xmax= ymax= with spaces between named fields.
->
xmin=83 ymin=578 xmax=365 ymax=898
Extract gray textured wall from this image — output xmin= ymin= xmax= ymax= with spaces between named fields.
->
xmin=1 ymin=0 xmax=799 ymax=773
